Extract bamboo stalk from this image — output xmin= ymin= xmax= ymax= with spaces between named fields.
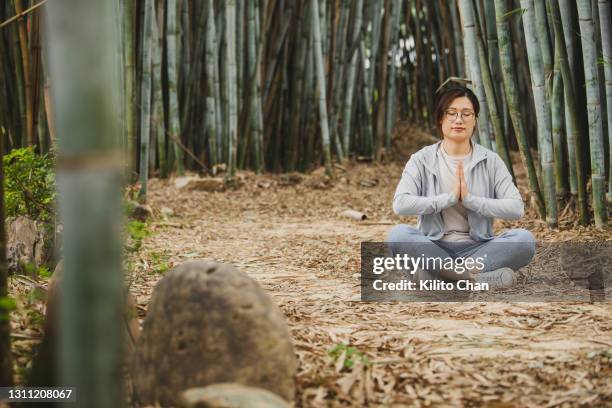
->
xmin=359 ymin=39 xmax=374 ymax=155
xmin=0 ymin=0 xmax=47 ymax=29
xmin=285 ymin=2 xmax=308 ymax=171
xmin=576 ymin=0 xmax=608 ymax=227
xmin=449 ymin=1 xmax=465 ymax=78
xmin=301 ymin=33 xmax=316 ymax=170
xmin=31 ymin=8 xmax=43 ymax=152
xmin=374 ymin=0 xmax=391 ymax=160
xmin=549 ymin=0 xmax=590 ymax=224
xmin=0 ymin=25 xmax=10 ymax=147
xmin=205 ymin=0 xmax=223 ymax=165
xmin=534 ymin=0 xmax=554 ymax=96
xmin=418 ymin=2 xmax=435 ymax=130
xmin=36 ymin=79 xmax=47 ymax=153
xmin=0 ymin=94 xmax=12 ymax=386
xmin=341 ymin=0 xmax=363 ymax=153
xmin=114 ymin=0 xmax=125 ymax=160
xmin=44 ymin=0 xmax=124 ymax=404
xmin=123 ymin=0 xmax=136 ymax=176
xmin=238 ymin=0 xmax=256 ymax=170
xmin=0 ymin=5 xmax=16 ymax=148
xmin=251 ymin=0 xmax=265 ymax=173
xmin=521 ymin=0 xmax=558 ymax=227
xmin=226 ymin=0 xmax=238 ymax=178
xmin=311 ymin=0 xmax=333 ymax=177
xmin=330 ymin=0 xmax=350 ymax=158
xmin=471 ymin=0 xmax=514 ymax=179
xmin=367 ymin=0 xmax=383 ymax=99
xmin=219 ymin=1 xmax=229 ymax=165
xmin=13 ymin=0 xmax=34 ymax=147
xmin=495 ymin=0 xmax=546 ymax=219
xmin=598 ymin=0 xmax=612 ymax=202
xmin=166 ymin=0 xmax=184 ymax=175
xmin=320 ymin=0 xmax=328 ymax=56
xmin=138 ymin=0 xmax=154 ymax=200
xmin=326 ymin=0 xmax=345 ymax=162
xmin=483 ymin=0 xmax=510 ymax=137
xmin=10 ymin=6 xmax=25 ymax=148
xmin=385 ymin=0 xmax=401 ymax=151
xmin=262 ymin=2 xmax=294 ymax=103
xmin=40 ymin=12 xmax=56 ymax=149
xmin=180 ymin=1 xmax=208 ymax=167
xmin=179 ymin=0 xmax=191 ymax=103
xmin=151 ymin=6 xmax=165 ymax=178
xmin=556 ymin=0 xmax=579 ymax=197
xmin=551 ymin=31 xmax=569 ymax=197
xmin=457 ymin=0 xmax=493 ymax=150
xmin=236 ymin=0 xmax=244 ymax=118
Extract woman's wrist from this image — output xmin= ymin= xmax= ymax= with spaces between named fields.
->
xmin=462 ymin=193 xmax=486 ymax=215
xmin=448 ymin=191 xmax=459 ymax=205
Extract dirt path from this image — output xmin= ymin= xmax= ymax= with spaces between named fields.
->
xmin=130 ymin=139 xmax=612 ymax=406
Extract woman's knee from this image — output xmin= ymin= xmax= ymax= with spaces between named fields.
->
xmin=506 ymin=228 xmax=536 ymax=262
xmin=387 ymin=224 xmax=422 ymax=242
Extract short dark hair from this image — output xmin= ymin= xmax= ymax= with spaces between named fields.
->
xmin=434 ymin=84 xmax=479 ymax=138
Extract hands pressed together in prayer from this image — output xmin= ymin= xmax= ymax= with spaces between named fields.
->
xmin=452 ymin=161 xmax=469 ymax=201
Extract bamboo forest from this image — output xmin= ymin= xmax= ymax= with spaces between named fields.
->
xmin=1 ymin=0 xmax=611 ymax=407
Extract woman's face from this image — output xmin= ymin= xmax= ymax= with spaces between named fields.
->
xmin=440 ymin=96 xmax=477 ymax=143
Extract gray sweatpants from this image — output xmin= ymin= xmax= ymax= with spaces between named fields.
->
xmin=386 ymin=224 xmax=536 ymax=280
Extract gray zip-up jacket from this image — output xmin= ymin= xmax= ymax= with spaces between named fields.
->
xmin=392 ymin=140 xmax=524 ymax=242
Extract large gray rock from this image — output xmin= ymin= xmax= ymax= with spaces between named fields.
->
xmin=131 ymin=261 xmax=296 ymax=407
xmin=179 ymin=383 xmax=290 ymax=408
xmin=6 ymin=216 xmax=52 ymax=275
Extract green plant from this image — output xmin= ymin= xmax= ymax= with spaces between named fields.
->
xmin=126 ymin=220 xmax=150 ymax=251
xmin=27 ymin=309 xmax=45 ymax=326
xmin=17 ymin=262 xmax=54 ymax=280
xmin=3 ymin=147 xmax=55 ymax=222
xmin=329 ymin=343 xmax=370 ymax=370
xmin=26 ymin=286 xmax=47 ymax=305
xmin=22 ymin=262 xmax=38 ymax=276
xmin=0 ymin=297 xmax=16 ymax=323
xmin=38 ymin=265 xmax=52 ymax=279
xmin=149 ymin=251 xmax=170 ymax=275
xmin=127 ymin=220 xmax=149 ymax=240
xmin=123 ymin=199 xmax=138 ymax=217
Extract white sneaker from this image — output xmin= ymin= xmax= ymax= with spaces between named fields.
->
xmin=473 ymin=267 xmax=516 ymax=289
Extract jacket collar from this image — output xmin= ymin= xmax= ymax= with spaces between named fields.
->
xmin=420 ymin=139 xmax=489 ymax=178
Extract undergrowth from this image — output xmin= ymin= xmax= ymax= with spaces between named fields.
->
xmin=4 ymin=147 xmax=55 ymax=222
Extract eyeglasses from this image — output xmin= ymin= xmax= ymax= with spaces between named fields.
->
xmin=445 ymin=109 xmax=476 ymax=123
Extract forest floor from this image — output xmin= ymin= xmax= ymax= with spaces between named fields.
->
xmin=128 ymin=125 xmax=612 ymax=407
xmin=8 ymin=124 xmax=612 ymax=407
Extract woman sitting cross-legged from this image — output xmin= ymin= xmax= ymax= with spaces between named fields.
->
xmin=387 ymin=84 xmax=536 ymax=289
